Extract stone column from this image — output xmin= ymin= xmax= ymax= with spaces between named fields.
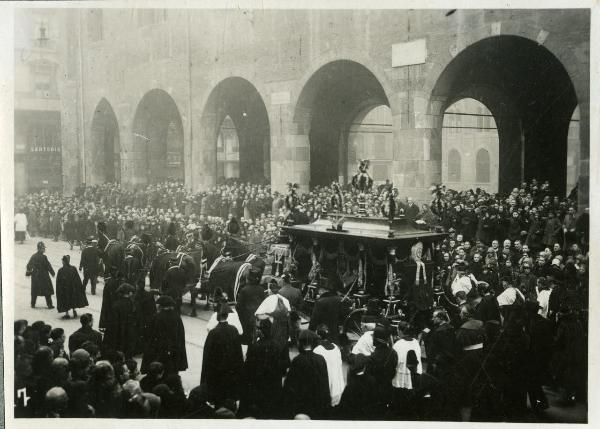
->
xmin=269 ymin=99 xmax=311 ymax=195
xmin=59 ymin=81 xmax=81 ymax=195
xmin=191 ymin=110 xmax=218 ymax=192
xmin=391 ymin=89 xmax=443 ymax=205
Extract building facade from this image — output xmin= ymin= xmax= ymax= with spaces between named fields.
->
xmin=14 ymin=9 xmax=63 ymax=195
xmin=16 ymin=8 xmax=590 ymax=207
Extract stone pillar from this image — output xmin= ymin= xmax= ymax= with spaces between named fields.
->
xmin=391 ymin=90 xmax=443 ymax=206
xmin=191 ymin=111 xmax=218 ymax=192
xmin=269 ymin=101 xmax=310 ymax=194
xmin=59 ymin=81 xmax=81 ymax=195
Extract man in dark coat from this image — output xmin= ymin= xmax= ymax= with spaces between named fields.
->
xmin=309 ymin=283 xmax=351 ymax=346
xmin=102 ymin=283 xmax=138 ymax=358
xmin=26 ymin=241 xmax=55 ymax=309
xmin=337 ymin=354 xmax=379 ymax=420
xmin=68 ymin=313 xmax=103 ymax=355
xmin=283 ymin=329 xmax=330 ymax=419
xmin=279 ymin=274 xmax=303 ymax=311
xmin=141 ymin=295 xmax=188 ymax=375
xmin=56 ymin=255 xmax=88 ymax=319
xmin=404 ymin=197 xmax=420 ymax=221
xmin=239 ymin=319 xmax=287 ymax=419
xmin=366 ymin=325 xmax=398 ymax=413
xmin=80 ymin=238 xmax=101 ymax=295
xmin=134 ymin=281 xmax=157 ymax=355
xmin=472 ymin=281 xmax=501 ymax=323
xmin=201 ymin=303 xmax=244 ymax=407
xmin=524 ymin=300 xmax=553 ymax=411
xmin=236 ymin=268 xmax=265 ymax=344
xmin=423 ymin=308 xmax=458 ymax=378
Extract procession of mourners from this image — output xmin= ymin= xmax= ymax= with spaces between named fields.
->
xmin=13 ymin=172 xmax=588 ymax=421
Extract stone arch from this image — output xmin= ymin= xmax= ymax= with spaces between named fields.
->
xmin=89 ymin=98 xmax=121 ymax=184
xmin=428 ymin=35 xmax=578 ymax=196
xmin=194 ymin=77 xmax=271 ymax=190
xmin=293 ymin=59 xmax=392 ymax=188
xmin=131 ymin=89 xmax=184 ymax=185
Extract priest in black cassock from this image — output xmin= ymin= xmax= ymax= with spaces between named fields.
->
xmin=201 ymin=303 xmax=244 ymax=407
xmin=56 ymin=255 xmax=88 ymax=319
xmin=99 ymin=270 xmax=121 ymax=331
xmin=141 ymin=295 xmax=187 ymax=375
xmin=102 ymin=283 xmax=138 ymax=359
xmin=283 ymin=329 xmax=330 ymax=419
xmin=239 ymin=319 xmax=287 ymax=419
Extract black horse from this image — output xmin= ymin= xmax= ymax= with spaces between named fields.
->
xmin=149 ymin=249 xmax=199 ymax=316
xmin=97 ymin=222 xmax=125 ymax=278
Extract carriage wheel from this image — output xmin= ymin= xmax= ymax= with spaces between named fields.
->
xmin=341 ymin=308 xmax=366 ymax=360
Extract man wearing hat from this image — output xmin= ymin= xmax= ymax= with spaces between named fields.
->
xmin=517 ymin=262 xmax=537 ymax=301
xmin=201 ymin=301 xmax=244 ymax=407
xmin=80 ymin=237 xmax=101 ymax=295
xmin=102 ymin=283 xmax=137 ymax=358
xmin=26 ymin=241 xmax=55 ymax=309
xmin=141 ymin=295 xmax=188 ymax=375
xmin=236 ymin=267 xmax=266 ymax=345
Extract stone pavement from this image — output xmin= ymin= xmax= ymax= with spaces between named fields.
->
xmin=13 ymin=237 xmax=213 ymax=392
xmin=11 ymin=236 xmax=587 ymax=421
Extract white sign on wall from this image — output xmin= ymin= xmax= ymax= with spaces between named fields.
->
xmin=392 ymin=39 xmax=427 ymax=68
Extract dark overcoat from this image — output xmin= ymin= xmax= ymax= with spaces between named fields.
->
xmin=56 ymin=264 xmax=88 ymax=312
xmin=26 ymin=251 xmax=55 ymax=296
xmin=201 ymin=321 xmax=244 ymax=404
xmin=141 ymin=309 xmax=188 ymax=374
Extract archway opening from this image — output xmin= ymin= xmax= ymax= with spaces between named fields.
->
xmin=90 ymin=98 xmax=120 ymax=183
xmin=132 ymin=89 xmax=184 ymax=185
xmin=217 ymin=115 xmax=240 ymax=182
xmin=199 ymin=77 xmax=270 ymax=185
xmin=295 ymin=60 xmax=390 ymax=188
xmin=442 ymin=98 xmax=498 ymax=192
xmin=432 ymin=36 xmax=578 ymax=195
xmin=347 ymin=104 xmax=393 ymax=186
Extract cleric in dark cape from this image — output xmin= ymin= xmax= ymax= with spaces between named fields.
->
xmin=98 ymin=272 xmax=120 ymax=330
xmin=239 ymin=319 xmax=287 ymax=419
xmin=141 ymin=295 xmax=187 ymax=375
xmin=200 ymin=303 xmax=244 ymax=406
xmin=56 ymin=255 xmax=88 ymax=318
xmin=236 ymin=268 xmax=265 ymax=344
xmin=102 ymin=283 xmax=138 ymax=358
xmin=282 ymin=329 xmax=330 ymax=419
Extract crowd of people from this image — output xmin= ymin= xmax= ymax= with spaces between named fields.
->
xmin=13 ymin=177 xmax=589 ymax=420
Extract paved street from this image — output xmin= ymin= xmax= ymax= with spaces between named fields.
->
xmin=13 ymin=237 xmax=586 ymax=422
xmin=14 ymin=237 xmax=213 ymax=392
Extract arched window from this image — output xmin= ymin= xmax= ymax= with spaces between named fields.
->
xmin=448 ymin=149 xmax=461 ymax=182
xmin=347 ymin=104 xmax=393 ymax=184
xmin=442 ymin=98 xmax=498 ymax=191
xmin=476 ymin=148 xmax=491 ymax=183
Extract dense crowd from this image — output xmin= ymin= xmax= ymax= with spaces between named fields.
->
xmin=14 ymin=179 xmax=431 ymax=253
xmin=13 ymin=178 xmax=589 ymax=420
